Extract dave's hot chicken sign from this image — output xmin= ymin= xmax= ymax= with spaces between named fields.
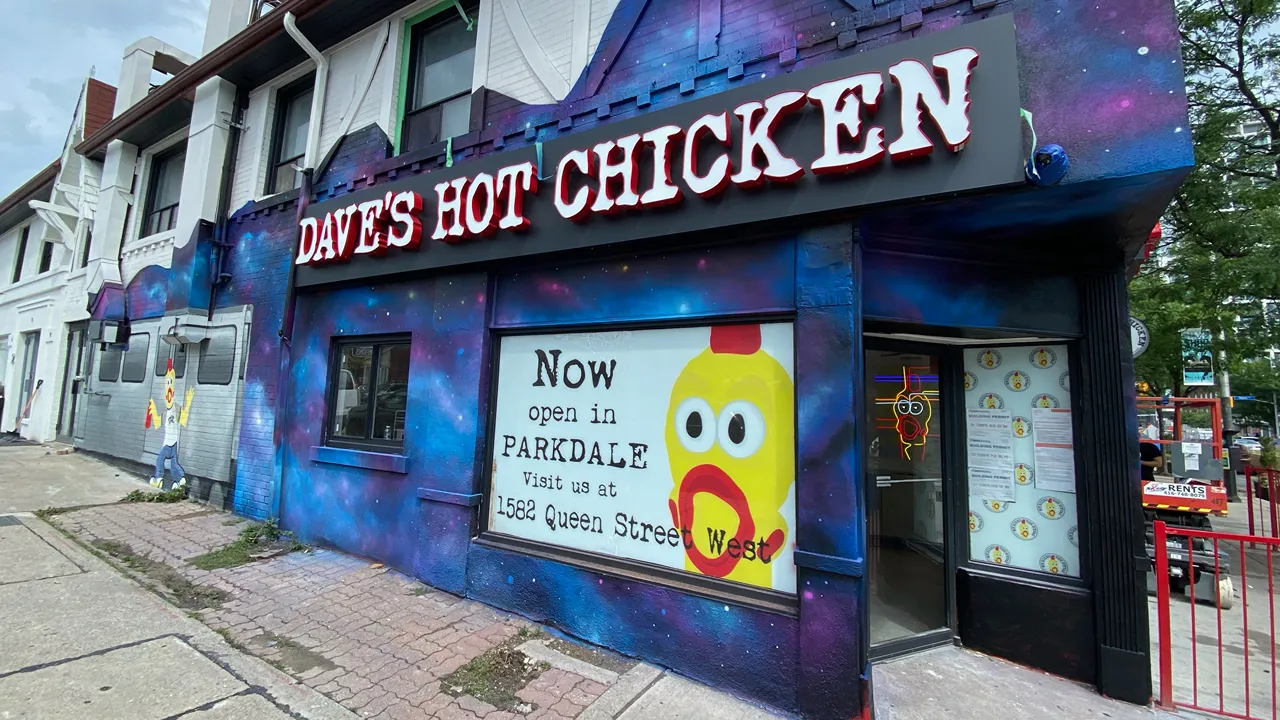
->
xmin=293 ymin=16 xmax=1021 ymax=287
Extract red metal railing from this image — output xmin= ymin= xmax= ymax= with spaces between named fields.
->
xmin=1245 ymin=467 xmax=1280 ymax=543
xmin=1155 ymin=521 xmax=1277 ymax=719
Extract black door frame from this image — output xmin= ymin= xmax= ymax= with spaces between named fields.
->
xmin=863 ymin=336 xmax=966 ymax=661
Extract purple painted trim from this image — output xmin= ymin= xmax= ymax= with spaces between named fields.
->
xmin=417 ymin=488 xmax=482 ymax=506
xmin=309 ymin=445 xmax=409 ymax=474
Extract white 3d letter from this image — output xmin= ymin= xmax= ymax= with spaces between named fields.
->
xmin=807 ymin=71 xmax=885 ymax=175
xmin=888 ymin=47 xmax=980 ymax=160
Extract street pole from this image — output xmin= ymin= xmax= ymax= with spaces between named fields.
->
xmin=1218 ymin=342 xmax=1234 ymax=433
xmin=1273 ymin=390 xmax=1279 ymax=436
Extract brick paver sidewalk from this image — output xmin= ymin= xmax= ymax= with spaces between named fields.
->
xmin=50 ymin=503 xmax=617 ymax=720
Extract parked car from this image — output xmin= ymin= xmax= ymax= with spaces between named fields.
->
xmin=341 ymin=383 xmax=408 ymax=440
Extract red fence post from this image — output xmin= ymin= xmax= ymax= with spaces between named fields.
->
xmin=1246 ymin=465 xmax=1256 ymax=539
xmin=1155 ymin=520 xmax=1174 ymax=708
xmin=1264 ymin=468 xmax=1274 ymax=535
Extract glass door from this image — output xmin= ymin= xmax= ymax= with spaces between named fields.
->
xmin=57 ymin=324 xmax=87 ymax=442
xmin=866 ymin=346 xmax=950 ymax=652
xmin=17 ymin=331 xmax=40 ymax=423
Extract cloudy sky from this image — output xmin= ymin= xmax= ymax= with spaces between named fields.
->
xmin=0 ymin=0 xmax=209 ymax=195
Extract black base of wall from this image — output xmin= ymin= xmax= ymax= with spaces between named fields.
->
xmin=1097 ymin=644 xmax=1152 ymax=705
xmin=957 ymin=567 xmax=1097 ymax=684
xmin=187 ymin=475 xmax=236 ymax=511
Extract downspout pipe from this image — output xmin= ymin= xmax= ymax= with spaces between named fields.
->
xmin=207 ymin=86 xmax=248 ymax=322
xmin=283 ymin=11 xmax=327 ymax=170
xmin=269 ymin=167 xmax=312 ymax=522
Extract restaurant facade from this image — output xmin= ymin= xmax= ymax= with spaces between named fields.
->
xmin=70 ymin=0 xmax=1193 ymax=716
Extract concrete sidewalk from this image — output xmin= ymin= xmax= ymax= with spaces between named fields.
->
xmin=0 ymin=511 xmax=354 ymax=719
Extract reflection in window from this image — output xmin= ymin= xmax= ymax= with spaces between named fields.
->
xmin=121 ymin=333 xmax=151 ymax=383
xmin=156 ymin=342 xmax=188 ymax=378
xmin=401 ymin=12 xmax=475 ymax=153
xmin=142 ymin=144 xmax=186 ymax=237
xmin=268 ymin=80 xmax=313 ymax=193
xmin=198 ymin=327 xmax=237 ymax=385
xmin=98 ymin=344 xmax=123 ymax=382
xmin=329 ymin=339 xmax=410 ymax=449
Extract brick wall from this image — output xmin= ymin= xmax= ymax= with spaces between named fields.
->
xmin=221 ymin=123 xmax=393 ymax=519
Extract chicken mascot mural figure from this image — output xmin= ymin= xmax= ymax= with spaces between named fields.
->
xmin=146 ymin=358 xmax=194 ymax=489
xmin=666 ymin=324 xmax=794 ymax=590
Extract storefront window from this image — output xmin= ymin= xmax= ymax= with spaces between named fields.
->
xmin=487 ymin=323 xmax=797 ymax=596
xmin=327 ymin=338 xmax=410 ymax=449
xmin=964 ymin=344 xmax=1079 ymax=578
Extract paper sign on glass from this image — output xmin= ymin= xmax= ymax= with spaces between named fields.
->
xmin=966 ymin=409 xmax=1014 ymax=468
xmin=969 ymin=466 xmax=1015 ymax=502
xmin=1032 ymin=408 xmax=1076 ymax=494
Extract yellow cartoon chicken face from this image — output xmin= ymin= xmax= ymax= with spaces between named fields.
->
xmin=665 ymin=325 xmax=794 ymax=590
xmin=164 ymin=362 xmax=176 ymax=408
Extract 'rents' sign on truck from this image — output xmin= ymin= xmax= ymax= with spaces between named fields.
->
xmin=487 ymin=323 xmax=797 ymax=594
xmin=1143 ymin=482 xmax=1209 ymax=500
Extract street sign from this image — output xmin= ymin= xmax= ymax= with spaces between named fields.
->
xmin=1131 ymin=317 xmax=1150 ymax=358
xmin=1234 ymin=396 xmax=1256 ymax=401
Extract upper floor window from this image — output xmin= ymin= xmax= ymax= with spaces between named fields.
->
xmin=11 ymin=225 xmax=29 ymax=283
xmin=38 ymin=241 xmax=54 ymax=274
xmin=402 ymin=13 xmax=476 ymax=153
xmin=268 ymin=78 xmax=314 ymax=194
xmin=142 ymin=143 xmax=186 ymax=237
xmin=80 ymin=227 xmax=93 ymax=268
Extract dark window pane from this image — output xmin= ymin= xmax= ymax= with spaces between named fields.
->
xmin=371 ymin=344 xmax=410 ymax=441
xmin=440 ymin=95 xmax=471 ymax=140
xmin=271 ymin=162 xmax=303 ymax=194
xmin=402 ymin=105 xmax=443 ymax=153
xmin=80 ymin=227 xmax=92 ymax=268
xmin=198 ymin=327 xmax=237 ymax=385
xmin=121 ymin=333 xmax=150 ymax=383
xmin=333 ymin=344 xmax=374 ymax=439
xmin=98 ymin=344 xmax=123 ymax=382
xmin=152 ymin=151 xmax=185 ymax=210
xmin=38 ymin=242 xmax=53 ymax=273
xmin=155 ymin=342 xmax=188 ymax=378
xmin=12 ymin=225 xmax=29 ymax=283
xmin=279 ymin=88 xmax=312 ymax=160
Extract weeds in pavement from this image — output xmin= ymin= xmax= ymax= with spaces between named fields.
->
xmin=221 ymin=518 xmax=245 ymax=526
xmin=441 ymin=627 xmax=549 ymax=711
xmin=34 ymin=506 xmax=73 ymax=520
xmin=121 ymin=487 xmax=187 ymax=503
xmin=89 ymin=539 xmax=229 ymax=609
xmin=188 ymin=518 xmax=307 ymax=571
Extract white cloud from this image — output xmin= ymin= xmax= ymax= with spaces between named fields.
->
xmin=0 ymin=0 xmax=209 ymax=194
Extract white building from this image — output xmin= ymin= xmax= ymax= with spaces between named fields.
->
xmin=0 ymin=77 xmax=117 ymax=442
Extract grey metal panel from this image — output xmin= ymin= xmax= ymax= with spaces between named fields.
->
xmin=74 ymin=312 xmax=250 ymax=485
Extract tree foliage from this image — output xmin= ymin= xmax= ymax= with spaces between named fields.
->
xmin=1132 ymin=1 xmax=1280 ymax=405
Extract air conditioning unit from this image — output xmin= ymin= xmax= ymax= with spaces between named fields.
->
xmin=87 ymin=319 xmax=127 ymax=344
